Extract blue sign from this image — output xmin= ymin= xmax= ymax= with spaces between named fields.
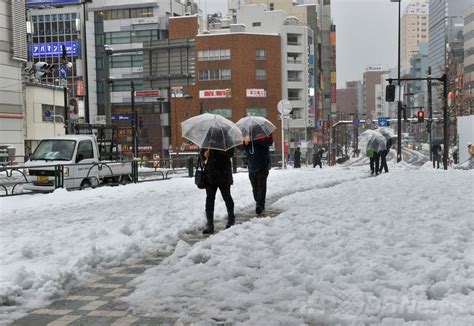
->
xmin=112 ymin=114 xmax=133 ymax=121
xmin=26 ymin=0 xmax=80 ymax=7
xmin=30 ymin=41 xmax=80 ymax=57
xmin=59 ymin=64 xmax=67 ymax=80
xmin=378 ymin=117 xmax=388 ymax=127
xmin=352 ymin=118 xmax=360 ymax=126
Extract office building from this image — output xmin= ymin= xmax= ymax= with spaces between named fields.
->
xmin=401 ymin=0 xmax=429 ymax=68
xmin=0 ymin=0 xmax=27 ymax=162
xmin=464 ymin=4 xmax=474 ymax=114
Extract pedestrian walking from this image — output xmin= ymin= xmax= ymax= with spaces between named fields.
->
xmin=378 ymin=138 xmax=392 ymax=173
xmin=431 ymin=143 xmax=442 ymax=169
xmin=242 ymin=133 xmax=273 ymax=215
xmin=294 ymin=147 xmax=301 ymax=168
xmin=201 ymin=147 xmax=235 ymax=234
xmin=313 ymin=148 xmax=324 ymax=169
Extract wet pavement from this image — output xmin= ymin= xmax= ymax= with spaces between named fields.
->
xmin=10 ymin=207 xmax=282 ymax=326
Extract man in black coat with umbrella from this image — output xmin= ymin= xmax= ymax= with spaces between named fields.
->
xmin=242 ymin=133 xmax=273 ymax=215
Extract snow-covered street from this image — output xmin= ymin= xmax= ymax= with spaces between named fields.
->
xmin=1 ymin=162 xmax=473 ymax=325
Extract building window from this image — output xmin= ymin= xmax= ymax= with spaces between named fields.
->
xmin=246 ymin=108 xmax=267 ymax=117
xmin=210 ymin=108 xmax=232 ymax=118
xmin=256 ymin=48 xmax=266 ymax=60
xmin=41 ymin=104 xmax=65 ymax=122
xmin=101 ymin=7 xmax=153 ymax=21
xmin=288 ymin=89 xmax=300 ymax=100
xmin=252 ymin=22 xmax=261 ymax=27
xmin=269 ymin=3 xmax=274 ymax=10
xmin=256 ymin=69 xmax=266 ymax=80
xmin=197 ymin=49 xmax=231 ymax=61
xmin=199 ymin=69 xmax=231 ymax=81
xmin=110 ymin=55 xmax=143 ymax=68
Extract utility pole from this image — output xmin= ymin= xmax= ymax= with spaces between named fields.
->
xmin=427 ymin=66 xmax=433 ymax=161
xmin=442 ymin=74 xmax=448 ymax=170
xmin=64 ymin=87 xmax=69 ymax=134
xmin=131 ymin=81 xmax=138 ymax=158
xmin=396 ymin=0 xmax=402 ymax=163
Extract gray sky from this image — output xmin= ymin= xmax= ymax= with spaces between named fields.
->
xmin=204 ymin=0 xmax=411 ymax=88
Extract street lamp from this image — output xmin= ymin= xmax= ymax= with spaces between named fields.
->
xmin=390 ymin=0 xmax=402 ymax=163
xmin=80 ymin=0 xmax=92 ymax=123
xmin=277 ymin=99 xmax=292 ymax=169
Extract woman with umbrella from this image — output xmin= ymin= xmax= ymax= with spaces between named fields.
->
xmin=237 ymin=116 xmax=275 ymax=215
xmin=182 ymin=114 xmax=243 ymax=234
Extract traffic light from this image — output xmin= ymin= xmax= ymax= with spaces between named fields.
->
xmin=417 ymin=110 xmax=425 ymax=123
xmin=385 ymin=84 xmax=396 ymax=102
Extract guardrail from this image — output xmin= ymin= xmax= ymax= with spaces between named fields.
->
xmin=0 ymin=153 xmax=285 ymax=197
xmin=0 ymin=160 xmax=182 ymax=197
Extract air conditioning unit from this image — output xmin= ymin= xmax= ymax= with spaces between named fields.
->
xmin=95 ymin=115 xmax=106 ymax=125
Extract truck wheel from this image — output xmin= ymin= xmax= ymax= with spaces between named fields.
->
xmin=80 ymin=179 xmax=91 ymax=190
xmin=120 ymin=175 xmax=131 ymax=185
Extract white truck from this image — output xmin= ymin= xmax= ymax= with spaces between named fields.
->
xmin=24 ymin=135 xmax=133 ymax=192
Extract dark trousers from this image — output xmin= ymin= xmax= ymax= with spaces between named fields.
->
xmin=369 ymin=152 xmax=380 ymax=175
xmin=205 ymin=184 xmax=234 ymax=219
xmin=313 ymin=160 xmax=322 ymax=168
xmin=433 ymin=155 xmax=440 ymax=169
xmin=379 ymin=150 xmax=389 ymax=173
xmin=249 ymin=169 xmax=269 ymax=210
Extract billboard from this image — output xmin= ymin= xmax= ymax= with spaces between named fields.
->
xmin=26 ymin=0 xmax=80 ymax=6
xmin=30 ymin=41 xmax=81 ymax=57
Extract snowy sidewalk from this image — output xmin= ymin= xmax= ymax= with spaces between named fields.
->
xmin=10 ymin=206 xmax=283 ymax=326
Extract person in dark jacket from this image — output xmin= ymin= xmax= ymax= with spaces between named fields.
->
xmin=242 ymin=133 xmax=273 ymax=215
xmin=313 ymin=148 xmax=324 ymax=168
xmin=201 ymin=147 xmax=235 ymax=234
xmin=431 ymin=143 xmax=442 ymax=169
xmin=378 ymin=138 xmax=392 ymax=173
xmin=294 ymin=147 xmax=301 ymax=168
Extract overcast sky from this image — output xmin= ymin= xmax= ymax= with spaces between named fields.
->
xmin=203 ymin=0 xmax=410 ymax=88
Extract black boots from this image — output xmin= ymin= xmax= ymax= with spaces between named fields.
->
xmin=203 ymin=209 xmax=235 ymax=234
xmin=226 ymin=209 xmax=235 ymax=229
xmin=203 ymin=211 xmax=214 ymax=234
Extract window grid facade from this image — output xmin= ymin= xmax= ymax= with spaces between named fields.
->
xmin=199 ymin=69 xmax=231 ymax=81
xmin=197 ymin=49 xmax=231 ymax=61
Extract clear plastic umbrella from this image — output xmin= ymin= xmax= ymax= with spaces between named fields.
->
xmin=236 ymin=116 xmax=276 ymax=142
xmin=181 ymin=113 xmax=243 ymax=151
xmin=361 ymin=129 xmax=387 ymax=152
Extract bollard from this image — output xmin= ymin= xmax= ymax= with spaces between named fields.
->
xmin=232 ymin=157 xmax=237 ymax=174
xmin=187 ymin=157 xmax=194 ymax=177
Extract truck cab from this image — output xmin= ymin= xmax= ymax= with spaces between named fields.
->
xmin=24 ymin=135 xmax=131 ymax=192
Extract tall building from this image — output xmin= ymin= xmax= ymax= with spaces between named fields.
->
xmin=336 ymin=81 xmax=359 ymax=118
xmin=87 ymin=0 xmax=198 ymax=157
xmin=26 ymin=1 xmax=87 ymax=122
xmin=401 ymin=0 xmax=429 ymax=68
xmin=236 ymin=4 xmax=315 ymax=152
xmin=464 ymin=4 xmax=474 ymax=115
xmin=0 ymin=0 xmax=27 ymax=161
xmin=408 ymin=42 xmax=429 ymax=110
xmin=229 ymin=0 xmax=329 ymax=140
xmin=429 ymin=0 xmax=471 ymax=81
xmin=363 ymin=66 xmax=387 ymax=121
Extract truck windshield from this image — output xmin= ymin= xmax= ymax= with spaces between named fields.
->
xmin=30 ymin=140 xmax=76 ymax=161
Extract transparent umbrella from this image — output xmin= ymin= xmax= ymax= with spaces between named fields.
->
xmin=181 ymin=113 xmax=243 ymax=151
xmin=236 ymin=116 xmax=276 ymax=142
xmin=361 ymin=129 xmax=387 ymax=152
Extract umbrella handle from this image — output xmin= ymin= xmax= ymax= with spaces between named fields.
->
xmin=249 ymin=141 xmax=254 ymax=155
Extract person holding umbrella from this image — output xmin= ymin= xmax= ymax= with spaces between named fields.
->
xmin=181 ymin=114 xmax=243 ymax=234
xmin=237 ymin=116 xmax=276 ymax=215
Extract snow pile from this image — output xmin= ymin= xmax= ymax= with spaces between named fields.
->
xmin=0 ymin=167 xmax=361 ymax=323
xmin=127 ymin=169 xmax=474 ymax=324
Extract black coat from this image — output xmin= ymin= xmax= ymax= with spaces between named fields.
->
xmin=201 ymin=148 xmax=234 ymax=186
xmin=242 ymin=135 xmax=273 ymax=173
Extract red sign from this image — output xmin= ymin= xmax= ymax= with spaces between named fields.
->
xmin=134 ymin=90 xmax=160 ymax=97
xmin=322 ymin=120 xmax=329 ymax=132
xmin=199 ymin=89 xmax=231 ymax=99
